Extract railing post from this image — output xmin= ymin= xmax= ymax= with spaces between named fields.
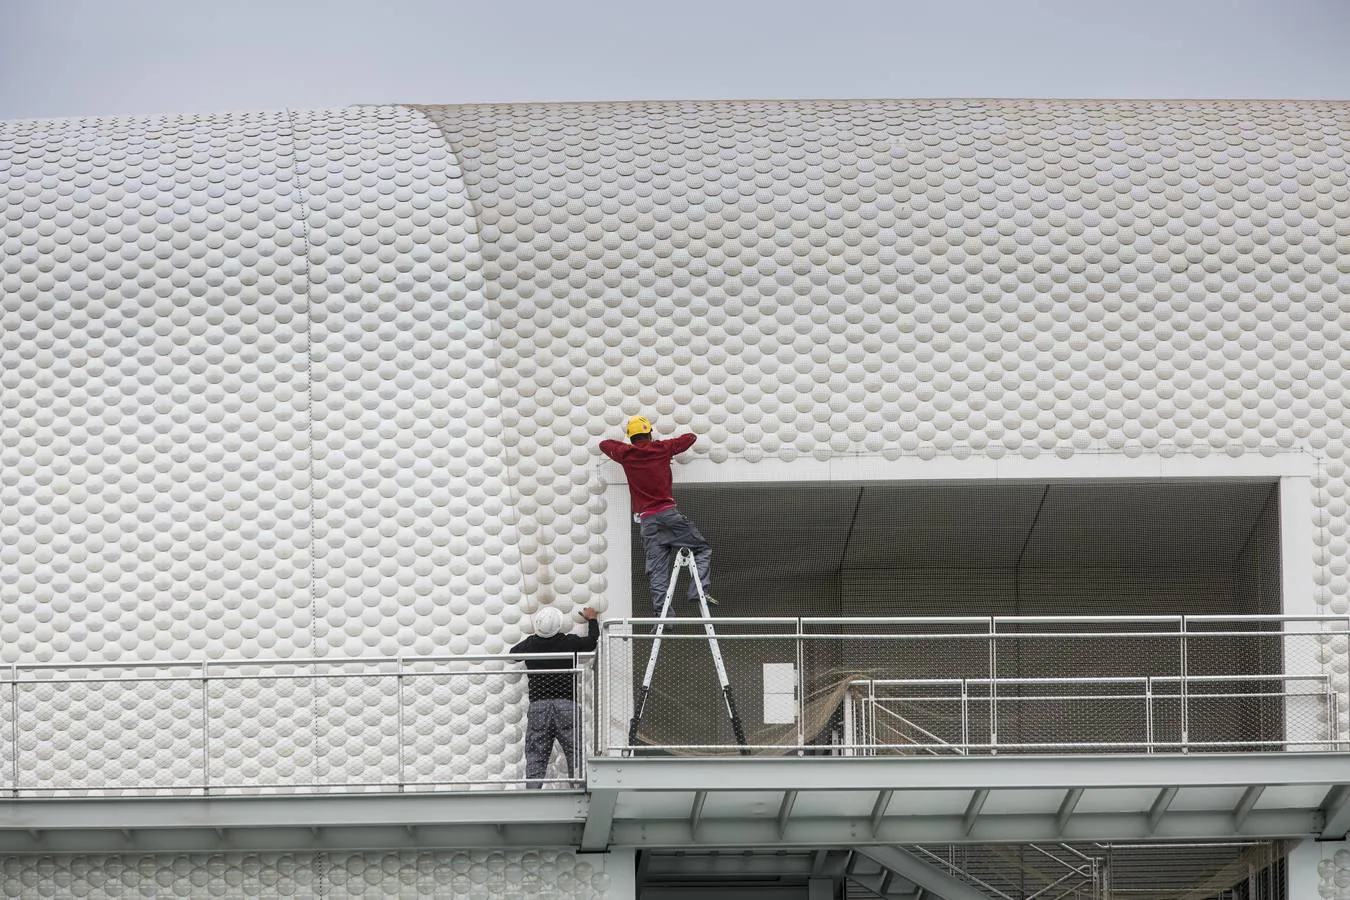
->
xmin=590 ymin=651 xmax=600 ymax=766
xmin=574 ymin=653 xmax=583 ymax=785
xmin=1180 ymin=618 xmax=1189 ymax=752
xmin=1325 ymin=680 xmax=1337 ymax=751
xmin=597 ymin=632 xmax=608 ymax=757
xmin=10 ymin=665 xmax=18 ymax=798
xmin=396 ymin=660 xmax=405 ymax=793
xmin=795 ymin=618 xmax=805 ymax=753
xmin=1145 ymin=677 xmax=1154 ymax=754
xmin=201 ymin=661 xmax=209 ymax=796
xmin=1337 ymin=687 xmax=1345 ymax=753
xmin=602 ymin=625 xmax=616 ymax=757
xmin=961 ymin=678 xmax=969 ymax=753
xmin=868 ymin=680 xmax=876 ymax=756
xmin=842 ymin=685 xmax=855 ymax=757
xmin=988 ymin=618 xmax=998 ymax=754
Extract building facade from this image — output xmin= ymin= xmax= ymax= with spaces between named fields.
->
xmin=2 ymin=99 xmax=1349 ymax=896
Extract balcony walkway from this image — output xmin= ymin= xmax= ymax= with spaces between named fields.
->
xmin=1 ymin=614 xmax=1347 ymax=857
xmin=582 ymin=751 xmax=1350 ymax=850
xmin=1 ymin=750 xmax=1347 ymax=855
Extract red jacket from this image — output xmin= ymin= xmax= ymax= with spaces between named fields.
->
xmin=599 ymin=434 xmax=696 ymax=518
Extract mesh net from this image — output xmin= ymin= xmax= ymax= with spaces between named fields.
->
xmin=617 ymin=478 xmax=1324 ymax=756
xmin=889 ymin=840 xmax=1292 ymax=900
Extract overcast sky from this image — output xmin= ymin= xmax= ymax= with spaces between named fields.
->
xmin=2 ymin=0 xmax=1350 ymax=120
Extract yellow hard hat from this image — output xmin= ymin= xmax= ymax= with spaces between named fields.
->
xmin=625 ymin=415 xmax=653 ymax=438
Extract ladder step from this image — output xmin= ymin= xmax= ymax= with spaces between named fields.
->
xmin=628 ymin=548 xmax=747 ymax=751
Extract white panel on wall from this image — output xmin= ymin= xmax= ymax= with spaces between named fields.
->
xmin=763 ymin=662 xmax=797 ymax=724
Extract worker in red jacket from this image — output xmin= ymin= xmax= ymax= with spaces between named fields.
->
xmin=600 ymin=415 xmax=717 ymax=615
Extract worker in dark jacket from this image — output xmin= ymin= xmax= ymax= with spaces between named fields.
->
xmin=511 ymin=605 xmax=599 ymax=789
xmin=600 ymin=415 xmax=716 ymax=615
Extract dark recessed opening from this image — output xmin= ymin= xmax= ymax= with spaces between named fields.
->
xmin=634 ymin=478 xmax=1283 ymax=618
xmin=627 ymin=479 xmax=1285 ymax=754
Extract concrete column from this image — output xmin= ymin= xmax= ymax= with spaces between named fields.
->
xmin=1281 ymin=476 xmax=1315 ymax=617
xmin=807 ymin=876 xmax=835 ymax=900
xmin=601 ymin=848 xmax=637 ymax=900
xmin=602 ymin=479 xmax=634 ymax=754
xmin=1286 ymin=837 xmax=1338 ymax=900
xmin=1280 ymin=476 xmax=1323 ymax=749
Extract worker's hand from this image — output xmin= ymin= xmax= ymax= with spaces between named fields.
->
xmin=580 ymin=607 xmax=598 ymax=620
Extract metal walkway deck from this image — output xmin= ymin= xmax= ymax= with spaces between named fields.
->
xmin=5 ymin=752 xmax=1344 ymax=855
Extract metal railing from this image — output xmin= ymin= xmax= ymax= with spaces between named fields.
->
xmin=599 ymin=614 xmax=1350 ymax=756
xmin=848 ymin=673 xmax=1341 ymax=755
xmin=3 ymin=614 xmax=1346 ymax=795
xmin=2 ymin=652 xmax=595 ymax=796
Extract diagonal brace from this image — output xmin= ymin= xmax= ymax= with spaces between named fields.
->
xmin=962 ymin=788 xmax=989 ymax=836
xmin=580 ymin=790 xmax=617 ymax=851
xmin=1147 ymin=786 xmax=1178 ymax=835
xmin=857 ymin=846 xmax=991 ymax=900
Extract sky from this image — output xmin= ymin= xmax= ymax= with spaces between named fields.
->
xmin=1 ymin=0 xmax=1350 ymax=120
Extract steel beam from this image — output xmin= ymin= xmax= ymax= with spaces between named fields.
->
xmin=608 ymin=807 xmax=1319 ymax=848
xmin=0 ymin=822 xmax=584 ymax=854
xmin=858 ymin=845 xmax=989 ymax=900
xmin=0 ymin=791 xmax=586 ymax=832
xmin=1320 ymin=785 xmax=1350 ymax=839
xmin=587 ymin=752 xmax=1350 ymax=793
xmin=641 ymin=851 xmax=849 ymax=879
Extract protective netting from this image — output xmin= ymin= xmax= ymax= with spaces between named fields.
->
xmin=617 ymin=620 xmax=1333 ymax=756
xmin=899 ymin=840 xmax=1292 ymax=900
xmin=620 ymin=479 xmax=1323 ymax=756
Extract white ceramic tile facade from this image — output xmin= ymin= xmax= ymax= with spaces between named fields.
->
xmin=0 ymin=849 xmax=611 ymax=898
xmin=1320 ymin=847 xmax=1350 ymax=899
xmin=2 ymin=99 xmax=1349 ymax=894
xmin=0 ymin=111 xmax=313 ymax=664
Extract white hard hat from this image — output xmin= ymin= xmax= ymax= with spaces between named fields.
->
xmin=533 ymin=606 xmax=564 ymax=639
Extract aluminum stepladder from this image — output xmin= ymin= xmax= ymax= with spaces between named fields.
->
xmin=627 ymin=546 xmax=749 ymax=754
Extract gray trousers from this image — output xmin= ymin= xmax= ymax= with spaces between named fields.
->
xmin=524 ymin=699 xmax=578 ymax=789
xmin=639 ymin=507 xmax=713 ymax=615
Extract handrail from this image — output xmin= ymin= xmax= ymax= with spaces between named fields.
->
xmin=856 ymin=673 xmax=1331 ymax=687
xmin=606 ymin=630 xmax=1316 ymax=642
xmin=10 ymin=651 xmax=598 ymax=673
xmin=613 ymin=614 xmax=1350 ymax=627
